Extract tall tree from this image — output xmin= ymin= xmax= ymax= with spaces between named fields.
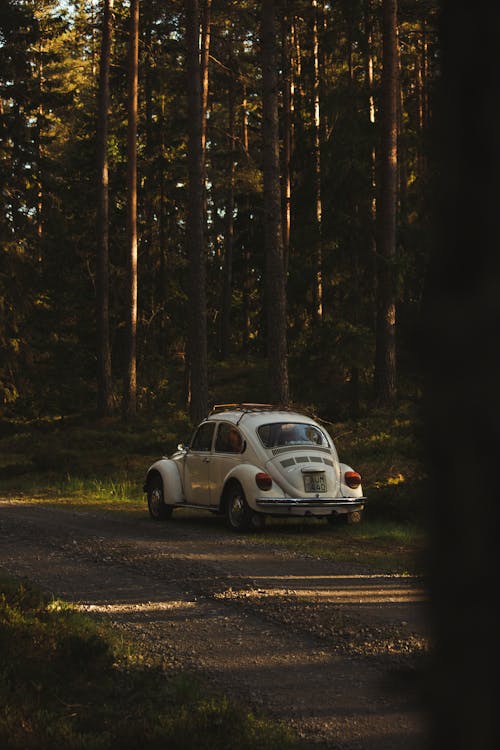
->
xmin=312 ymin=0 xmax=323 ymax=322
xmin=220 ymin=59 xmax=236 ymax=360
xmin=261 ymin=0 xmax=289 ymax=405
xmin=124 ymin=0 xmax=139 ymax=416
xmin=281 ymin=1 xmax=292 ymax=275
xmin=96 ymin=0 xmax=114 ymax=416
xmin=186 ymin=0 xmax=208 ymax=422
xmin=374 ymin=0 xmax=398 ymax=404
xmin=200 ymin=0 xmax=212 ymax=176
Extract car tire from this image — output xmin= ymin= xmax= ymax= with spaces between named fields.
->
xmin=225 ymin=483 xmax=264 ymax=532
xmin=147 ymin=475 xmax=173 ymax=521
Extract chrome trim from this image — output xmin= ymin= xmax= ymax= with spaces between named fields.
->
xmin=271 ymin=445 xmax=331 ymax=456
xmin=256 ymin=497 xmax=366 ymax=509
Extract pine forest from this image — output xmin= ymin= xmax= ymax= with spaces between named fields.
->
xmin=1 ymin=0 xmax=438 ymax=423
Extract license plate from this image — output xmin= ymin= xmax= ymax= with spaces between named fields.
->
xmin=303 ymin=473 xmax=327 ymax=493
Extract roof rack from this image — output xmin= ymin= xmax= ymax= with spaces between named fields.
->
xmin=209 ymin=403 xmax=275 ymax=415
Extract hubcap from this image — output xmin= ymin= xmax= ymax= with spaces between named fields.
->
xmin=229 ymin=494 xmax=245 ymax=525
xmin=150 ymin=487 xmax=162 ymax=515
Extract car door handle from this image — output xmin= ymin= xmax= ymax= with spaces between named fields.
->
xmin=203 ymin=457 xmax=210 ymax=463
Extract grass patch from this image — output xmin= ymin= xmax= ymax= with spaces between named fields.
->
xmin=0 ymin=573 xmax=298 ymax=750
xmin=247 ymin=516 xmax=428 ymax=575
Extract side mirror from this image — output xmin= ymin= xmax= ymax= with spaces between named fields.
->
xmin=177 ymin=443 xmax=188 ymax=452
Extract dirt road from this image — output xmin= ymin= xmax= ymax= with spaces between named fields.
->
xmin=0 ymin=499 xmax=430 ymax=749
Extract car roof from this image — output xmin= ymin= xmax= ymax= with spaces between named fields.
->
xmin=205 ymin=404 xmax=319 ymax=429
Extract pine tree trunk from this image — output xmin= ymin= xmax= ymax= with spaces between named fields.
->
xmin=200 ymin=0 xmax=212 ymax=170
xmin=241 ymin=83 xmax=252 ymax=352
xmin=374 ymin=0 xmax=398 ymax=405
xmin=261 ymin=0 xmax=289 ymax=405
xmin=186 ymin=0 xmax=208 ymax=423
xmin=312 ymin=0 xmax=323 ymax=323
xmin=124 ymin=0 xmax=139 ymax=417
xmin=96 ymin=0 xmax=113 ymax=417
xmin=363 ymin=0 xmax=377 ymax=274
xmin=281 ymin=2 xmax=292 ymax=276
xmin=220 ymin=67 xmax=236 ymax=360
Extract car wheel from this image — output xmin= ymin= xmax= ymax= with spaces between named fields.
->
xmin=225 ymin=483 xmax=264 ymax=532
xmin=147 ymin=475 xmax=173 ymax=521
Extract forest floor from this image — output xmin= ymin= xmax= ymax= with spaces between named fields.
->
xmin=0 ymin=497 xmax=431 ymax=749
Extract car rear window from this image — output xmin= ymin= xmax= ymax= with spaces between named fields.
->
xmin=257 ymin=422 xmax=327 ymax=449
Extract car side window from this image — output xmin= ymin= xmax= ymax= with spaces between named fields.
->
xmin=215 ymin=423 xmax=243 ymax=454
xmin=190 ymin=422 xmax=215 ymax=452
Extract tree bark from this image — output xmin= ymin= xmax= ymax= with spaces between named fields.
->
xmin=96 ymin=0 xmax=114 ymax=417
xmin=124 ymin=0 xmax=139 ymax=417
xmin=200 ymin=0 xmax=212 ymax=173
xmin=281 ymin=2 xmax=292 ymax=276
xmin=241 ymin=82 xmax=252 ymax=352
xmin=261 ymin=0 xmax=289 ymax=406
xmin=374 ymin=0 xmax=398 ymax=405
xmin=312 ymin=0 xmax=323 ymax=323
xmin=220 ymin=66 xmax=236 ymax=360
xmin=186 ymin=0 xmax=208 ymax=423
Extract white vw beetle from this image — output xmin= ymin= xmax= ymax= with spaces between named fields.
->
xmin=144 ymin=404 xmax=366 ymax=532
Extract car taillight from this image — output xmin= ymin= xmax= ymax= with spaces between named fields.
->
xmin=255 ymin=472 xmax=273 ymax=491
xmin=344 ymin=471 xmax=361 ymax=489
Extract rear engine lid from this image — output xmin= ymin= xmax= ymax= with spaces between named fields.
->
xmin=266 ymin=450 xmax=340 ymax=497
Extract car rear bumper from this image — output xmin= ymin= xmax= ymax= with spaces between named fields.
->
xmin=255 ymin=496 xmax=366 ymax=516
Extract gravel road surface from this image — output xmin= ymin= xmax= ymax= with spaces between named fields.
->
xmin=0 ymin=499 xmax=430 ymax=749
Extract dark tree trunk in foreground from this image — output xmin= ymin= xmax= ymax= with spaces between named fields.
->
xmin=186 ymin=0 xmax=208 ymax=423
xmin=96 ymin=0 xmax=113 ymax=416
xmin=261 ymin=0 xmax=289 ymax=406
xmin=374 ymin=0 xmax=398 ymax=404
xmin=425 ymin=4 xmax=500 ymax=748
xmin=124 ymin=0 xmax=139 ymax=417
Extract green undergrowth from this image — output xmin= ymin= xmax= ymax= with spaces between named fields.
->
xmin=0 ymin=573 xmax=297 ymax=750
xmin=324 ymin=402 xmax=429 ymax=525
xmin=250 ymin=516 xmax=428 ymax=575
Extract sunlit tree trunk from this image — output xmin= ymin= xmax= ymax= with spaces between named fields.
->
xmin=220 ymin=65 xmax=236 ymax=360
xmin=186 ymin=0 xmax=208 ymax=423
xmin=241 ymin=82 xmax=252 ymax=352
xmin=364 ymin=0 xmax=377 ymax=273
xmin=124 ymin=0 xmax=139 ymax=417
xmin=96 ymin=0 xmax=113 ymax=417
xmin=262 ymin=0 xmax=289 ymax=405
xmin=281 ymin=1 xmax=292 ymax=276
xmin=312 ymin=0 xmax=323 ymax=323
xmin=374 ymin=0 xmax=398 ymax=405
xmin=200 ymin=0 xmax=211 ymax=179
